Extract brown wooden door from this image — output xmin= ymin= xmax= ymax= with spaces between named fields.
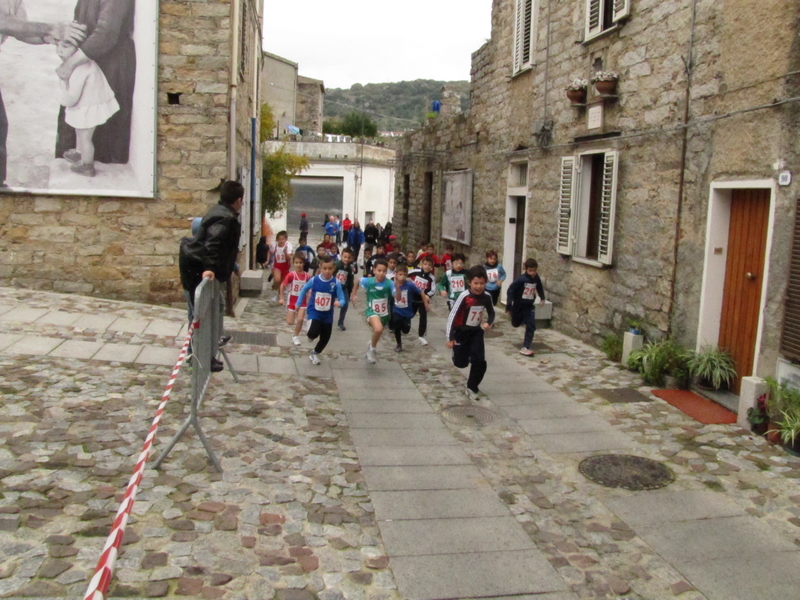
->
xmin=718 ymin=189 xmax=770 ymax=393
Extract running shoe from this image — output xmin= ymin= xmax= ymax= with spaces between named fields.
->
xmin=395 ymin=345 xmax=402 ymax=353
xmin=292 ymin=336 xmax=301 ymax=346
xmin=210 ymin=358 xmax=224 ymax=373
xmin=419 ymin=337 xmax=428 ymax=346
xmin=218 ymin=335 xmax=232 ymax=348
xmin=366 ymin=344 xmax=377 ymax=364
xmin=338 ymin=324 xmax=346 ymax=331
xmin=309 ymin=352 xmax=321 ymax=365
xmin=466 ymin=387 xmax=480 ymax=401
xmin=519 ymin=348 xmax=535 ymax=356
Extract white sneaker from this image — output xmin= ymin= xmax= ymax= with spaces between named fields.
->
xmin=466 ymin=387 xmax=480 ymax=401
xmin=272 ymin=293 xmax=279 ymax=302
xmin=309 ymin=352 xmax=321 ymax=365
xmin=292 ymin=336 xmax=301 ymax=346
xmin=302 ymin=320 xmax=311 ymax=333
xmin=419 ymin=337 xmax=428 ymax=346
xmin=365 ymin=344 xmax=377 ymax=364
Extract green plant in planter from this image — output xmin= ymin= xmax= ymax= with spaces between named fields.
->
xmin=687 ymin=346 xmax=737 ymax=390
xmin=624 ymin=318 xmax=643 ymax=335
xmin=629 ymin=339 xmax=690 ymax=387
xmin=776 ymin=409 xmax=800 ymax=448
xmin=601 ymin=333 xmax=623 ymax=362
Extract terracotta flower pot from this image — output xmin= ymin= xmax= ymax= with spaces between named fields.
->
xmin=766 ymin=422 xmax=782 ymax=444
xmin=566 ymin=89 xmax=586 ymax=104
xmin=594 ymin=79 xmax=617 ymax=95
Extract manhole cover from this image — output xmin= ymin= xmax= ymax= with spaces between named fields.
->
xmin=579 ymin=455 xmax=674 ymax=491
xmin=440 ymin=405 xmax=501 ymax=425
xmin=592 ymin=388 xmax=652 ymax=403
xmin=223 ymin=330 xmax=277 ymax=347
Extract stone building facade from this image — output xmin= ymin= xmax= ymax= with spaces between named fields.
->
xmin=0 ymin=0 xmax=264 ymax=305
xmin=296 ymin=76 xmax=325 ymax=135
xmin=261 ymin=51 xmax=298 ymax=138
xmin=395 ymin=0 xmax=800 ymax=385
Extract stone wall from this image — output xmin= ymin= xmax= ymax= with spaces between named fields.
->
xmin=0 ymin=0 xmax=263 ymax=306
xmin=297 ymin=76 xmax=324 ymax=135
xmin=394 ymin=0 xmax=800 ymax=377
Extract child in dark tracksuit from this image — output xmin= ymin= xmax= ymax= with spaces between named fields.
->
xmin=505 ymin=258 xmax=545 ymax=356
xmin=446 ymin=265 xmax=495 ymax=401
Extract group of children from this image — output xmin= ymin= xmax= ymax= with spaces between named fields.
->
xmin=271 ymin=234 xmax=546 ymax=401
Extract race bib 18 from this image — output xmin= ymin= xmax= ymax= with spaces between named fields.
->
xmin=314 ymin=292 xmax=332 ymax=311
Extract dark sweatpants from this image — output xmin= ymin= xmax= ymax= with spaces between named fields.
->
xmin=413 ymin=301 xmax=428 ymax=337
xmin=0 ymin=88 xmax=7 ymax=185
xmin=511 ymin=307 xmax=536 ymax=349
xmin=452 ymin=328 xmax=488 ymax=393
xmin=307 ymin=320 xmax=332 ymax=354
xmin=391 ymin=314 xmax=412 ymax=346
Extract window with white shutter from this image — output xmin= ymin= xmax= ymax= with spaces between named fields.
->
xmin=557 ymin=151 xmax=619 ymax=266
xmin=513 ymin=0 xmax=536 ymax=74
xmin=585 ymin=0 xmax=629 ymax=42
xmin=781 ymin=198 xmax=800 ymax=361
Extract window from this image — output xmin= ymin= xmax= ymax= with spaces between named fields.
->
xmin=782 ymin=198 xmax=800 ymax=361
xmin=513 ymin=0 xmax=536 ymax=74
xmin=585 ymin=0 xmax=630 ymax=42
xmin=557 ymin=150 xmax=619 ymax=266
xmin=510 ymin=162 xmax=528 ymax=187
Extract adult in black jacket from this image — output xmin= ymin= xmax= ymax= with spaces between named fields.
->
xmin=180 ymin=181 xmax=243 ymax=301
xmin=364 ymin=220 xmax=379 ymax=251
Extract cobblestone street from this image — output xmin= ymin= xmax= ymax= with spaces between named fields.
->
xmin=1 ymin=285 xmax=800 ymax=600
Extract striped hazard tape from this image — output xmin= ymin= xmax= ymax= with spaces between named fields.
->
xmin=83 ymin=322 xmax=196 ymax=600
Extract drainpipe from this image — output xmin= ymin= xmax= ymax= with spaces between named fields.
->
xmin=249 ymin=41 xmax=259 ymax=269
xmin=229 ymin=0 xmax=241 ymax=181
xmin=668 ymin=0 xmax=698 ymax=335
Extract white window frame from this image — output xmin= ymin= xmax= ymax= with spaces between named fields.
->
xmin=556 ymin=149 xmax=619 ymax=267
xmin=585 ymin=0 xmax=630 ymax=42
xmin=513 ymin=0 xmax=537 ymax=74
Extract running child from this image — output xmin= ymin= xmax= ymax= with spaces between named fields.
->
xmin=362 ymin=247 xmax=374 ymax=277
xmin=279 ymin=253 xmax=310 ymax=346
xmin=352 ymin=258 xmax=393 ymax=364
xmin=408 ymin=255 xmax=437 ymax=346
xmin=446 ymin=265 xmax=495 ymax=401
xmin=296 ymin=255 xmax=346 ymax=365
xmin=329 ymin=245 xmax=341 ymax=262
xmin=390 ymin=264 xmax=429 ymax=352
xmin=484 ymin=249 xmax=507 ymax=306
xmin=505 ymin=258 xmax=545 ymax=356
xmin=386 ymin=253 xmax=399 ymax=281
xmin=415 ymin=243 xmax=439 ymax=269
xmin=296 ymin=235 xmax=316 ymax=272
xmin=270 ymin=231 xmax=293 ymax=301
xmin=334 ymin=248 xmax=356 ymax=331
xmin=438 ymin=253 xmax=468 ymax=311
xmin=404 ymin=250 xmax=417 ymax=267
xmin=440 ymin=243 xmax=454 ymax=274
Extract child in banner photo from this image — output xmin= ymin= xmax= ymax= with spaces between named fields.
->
xmin=57 ymin=39 xmax=119 ymax=177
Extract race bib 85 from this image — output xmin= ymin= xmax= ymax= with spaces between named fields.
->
xmin=370 ymin=298 xmax=388 ymax=316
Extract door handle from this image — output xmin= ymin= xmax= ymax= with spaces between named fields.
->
xmin=746 ymin=272 xmax=757 ymax=281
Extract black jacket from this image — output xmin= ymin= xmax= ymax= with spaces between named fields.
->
xmin=364 ymin=224 xmax=379 ymax=244
xmin=180 ymin=203 xmax=241 ymax=289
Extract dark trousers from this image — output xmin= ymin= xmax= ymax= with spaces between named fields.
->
xmin=413 ymin=301 xmax=427 ymax=337
xmin=487 ymin=288 xmax=501 ymax=306
xmin=307 ymin=319 xmax=332 ymax=354
xmin=337 ymin=302 xmax=349 ymax=327
xmin=0 ymin=88 xmax=7 ymax=185
xmin=452 ymin=328 xmax=488 ymax=392
xmin=511 ymin=307 xmax=536 ymax=349
xmin=391 ymin=314 xmax=411 ymax=346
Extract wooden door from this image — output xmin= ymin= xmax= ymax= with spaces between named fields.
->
xmin=513 ymin=196 xmax=527 ymax=277
xmin=718 ymin=189 xmax=770 ymax=393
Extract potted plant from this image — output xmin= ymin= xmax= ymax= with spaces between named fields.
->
xmin=764 ymin=377 xmax=800 ymax=448
xmin=687 ymin=346 xmax=737 ymax=391
xmin=625 ymin=318 xmax=643 ymax=335
xmin=566 ymin=78 xmax=588 ymax=104
xmin=601 ymin=333 xmax=623 ymax=362
xmin=628 ymin=339 xmax=690 ymax=388
xmin=591 ymin=70 xmax=619 ymax=95
xmin=747 ymin=393 xmax=769 ymax=436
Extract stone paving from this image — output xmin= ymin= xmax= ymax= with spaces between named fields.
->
xmin=0 ymin=284 xmax=800 ymax=599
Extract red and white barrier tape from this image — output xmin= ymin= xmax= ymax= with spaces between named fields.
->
xmin=83 ymin=322 xmax=196 ymax=600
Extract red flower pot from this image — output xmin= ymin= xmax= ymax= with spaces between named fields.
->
xmin=566 ymin=89 xmax=586 ymax=104
xmin=594 ymin=80 xmax=617 ymax=95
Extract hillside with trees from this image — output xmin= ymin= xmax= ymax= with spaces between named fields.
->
xmin=324 ymin=80 xmax=470 ymax=132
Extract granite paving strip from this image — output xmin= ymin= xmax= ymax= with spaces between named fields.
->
xmin=369 ymin=489 xmax=510 ymax=520
xmin=142 ymin=319 xmax=183 ymax=337
xmin=135 ymin=346 xmax=181 ymax=367
xmin=3 ymin=335 xmax=64 ymax=355
xmin=49 ymin=339 xmax=105 ymax=360
xmin=107 ymin=317 xmax=151 ymax=335
xmin=35 ymin=309 xmax=83 ymax=326
xmin=91 ymin=342 xmax=143 ymax=363
xmin=0 ymin=306 xmax=49 ymax=323
xmin=72 ymin=312 xmax=119 ymax=330
xmin=0 ymin=333 xmax=23 ymax=351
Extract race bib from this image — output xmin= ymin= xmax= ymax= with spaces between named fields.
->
xmin=275 ymin=247 xmax=286 ymax=263
xmin=370 ymin=298 xmax=389 ymax=316
xmin=336 ymin=270 xmax=348 ymax=284
xmin=451 ymin=277 xmax=465 ymax=293
xmin=412 ymin=276 xmax=429 ymax=291
xmin=395 ymin=290 xmax=408 ymax=308
xmin=522 ymin=283 xmax=536 ymax=300
xmin=486 ymin=269 xmax=499 ymax=283
xmin=314 ymin=292 xmax=332 ymax=311
xmin=445 ymin=259 xmax=452 ymax=270
xmin=290 ymin=279 xmax=304 ymax=296
xmin=466 ymin=306 xmax=484 ymax=326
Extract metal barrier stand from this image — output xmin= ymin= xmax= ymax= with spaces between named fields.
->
xmin=153 ymin=277 xmax=239 ymax=472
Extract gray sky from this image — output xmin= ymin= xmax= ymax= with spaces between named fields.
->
xmin=262 ymin=0 xmax=494 ymax=89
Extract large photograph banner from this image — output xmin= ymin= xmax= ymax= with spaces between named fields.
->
xmin=442 ymin=169 xmax=473 ymax=245
xmin=0 ymin=0 xmax=156 ymax=197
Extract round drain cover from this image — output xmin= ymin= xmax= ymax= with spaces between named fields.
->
xmin=440 ymin=405 xmax=501 ymax=425
xmin=579 ymin=455 xmax=674 ymax=491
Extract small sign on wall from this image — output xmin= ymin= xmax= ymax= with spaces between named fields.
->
xmin=587 ymin=104 xmax=604 ymax=130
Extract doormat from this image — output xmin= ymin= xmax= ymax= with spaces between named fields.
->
xmin=592 ymin=387 xmax=653 ymax=403
xmin=651 ymin=389 xmax=737 ymax=424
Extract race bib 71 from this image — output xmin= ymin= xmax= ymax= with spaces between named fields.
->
xmin=466 ymin=306 xmax=484 ymax=326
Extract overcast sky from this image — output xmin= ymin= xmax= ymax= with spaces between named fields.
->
xmin=261 ymin=0 xmax=494 ymax=89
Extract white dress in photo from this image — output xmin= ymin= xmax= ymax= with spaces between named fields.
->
xmin=60 ymin=60 xmax=119 ymax=129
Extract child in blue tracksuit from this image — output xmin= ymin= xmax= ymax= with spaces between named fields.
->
xmin=505 ymin=258 xmax=545 ymax=356
xmin=390 ymin=264 xmax=429 ymax=351
xmin=483 ymin=249 xmax=507 ymax=306
xmin=296 ymin=255 xmax=346 ymax=364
